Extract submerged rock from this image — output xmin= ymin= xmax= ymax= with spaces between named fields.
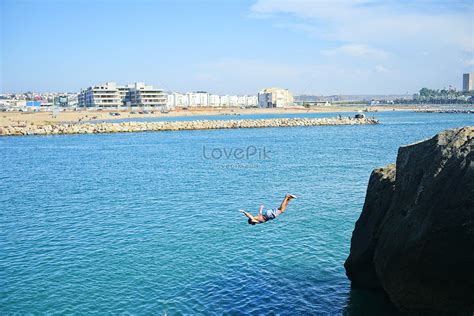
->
xmin=345 ymin=126 xmax=474 ymax=313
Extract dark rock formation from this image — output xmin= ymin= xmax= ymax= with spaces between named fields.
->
xmin=345 ymin=164 xmax=396 ymax=289
xmin=345 ymin=126 xmax=474 ymax=313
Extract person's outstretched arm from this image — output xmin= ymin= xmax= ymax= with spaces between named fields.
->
xmin=259 ymin=205 xmax=264 ymax=215
xmin=240 ymin=210 xmax=258 ymax=223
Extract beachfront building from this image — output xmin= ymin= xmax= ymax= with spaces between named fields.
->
xmin=167 ymin=92 xmax=258 ymax=107
xmin=188 ymin=92 xmax=210 ymax=107
xmin=258 ymin=87 xmax=294 ymax=108
xmin=126 ymin=82 xmax=167 ymax=107
xmin=209 ymin=94 xmax=221 ymax=106
xmin=78 ymin=82 xmax=122 ymax=107
xmin=117 ymin=86 xmax=130 ymax=103
xmin=219 ymin=95 xmax=238 ymax=107
xmin=167 ymin=93 xmax=189 ymax=108
xmin=78 ymin=82 xmax=167 ymax=108
xmin=238 ymin=95 xmax=258 ymax=107
xmin=220 ymin=95 xmax=231 ymax=107
xmin=167 ymin=92 xmax=209 ymax=107
xmin=463 ymin=73 xmax=472 ymax=92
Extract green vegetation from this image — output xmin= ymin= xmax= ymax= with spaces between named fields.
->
xmin=407 ymin=88 xmax=474 ymax=105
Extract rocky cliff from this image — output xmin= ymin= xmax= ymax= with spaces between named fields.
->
xmin=345 ymin=126 xmax=474 ymax=313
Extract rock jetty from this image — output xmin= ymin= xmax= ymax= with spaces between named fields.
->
xmin=414 ymin=109 xmax=474 ymax=114
xmin=345 ymin=126 xmax=474 ymax=313
xmin=0 ymin=117 xmax=378 ymax=136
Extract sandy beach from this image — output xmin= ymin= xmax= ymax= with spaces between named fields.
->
xmin=0 ymin=106 xmax=416 ymax=127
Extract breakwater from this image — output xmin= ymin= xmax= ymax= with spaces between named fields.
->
xmin=414 ymin=109 xmax=473 ymax=114
xmin=0 ymin=117 xmax=379 ymax=136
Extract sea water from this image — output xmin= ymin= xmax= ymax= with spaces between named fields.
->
xmin=1 ymin=111 xmax=472 ymax=314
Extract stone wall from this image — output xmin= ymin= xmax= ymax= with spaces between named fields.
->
xmin=0 ymin=117 xmax=379 ymax=136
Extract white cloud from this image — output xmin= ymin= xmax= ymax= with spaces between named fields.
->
xmin=250 ymin=0 xmax=474 ymax=53
xmin=249 ymin=0 xmax=474 ymax=92
xmin=250 ymin=0 xmax=369 ymax=20
xmin=322 ymin=44 xmax=389 ymax=59
xmin=375 ymin=64 xmax=389 ymax=73
xmin=462 ymin=59 xmax=474 ymax=67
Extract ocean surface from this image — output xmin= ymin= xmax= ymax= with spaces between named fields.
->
xmin=1 ymin=111 xmax=472 ymax=314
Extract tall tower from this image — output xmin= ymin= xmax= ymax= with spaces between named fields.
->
xmin=463 ymin=73 xmax=472 ymax=92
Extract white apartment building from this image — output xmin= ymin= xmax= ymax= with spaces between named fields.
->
xmin=168 ymin=92 xmax=258 ymax=107
xmin=78 ymin=82 xmax=122 ymax=107
xmin=168 ymin=92 xmax=189 ymax=108
xmin=188 ymin=92 xmax=209 ymax=107
xmin=229 ymin=95 xmax=239 ymax=107
xmin=126 ymin=82 xmax=167 ymax=107
xmin=258 ymin=87 xmax=294 ymax=108
xmin=219 ymin=95 xmax=231 ymax=107
xmin=117 ymin=86 xmax=129 ymax=103
xmin=238 ymin=95 xmax=257 ymax=107
xmin=78 ymin=82 xmax=167 ymax=108
xmin=209 ymin=94 xmax=221 ymax=107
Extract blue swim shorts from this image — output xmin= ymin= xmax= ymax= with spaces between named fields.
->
xmin=263 ymin=208 xmax=280 ymax=221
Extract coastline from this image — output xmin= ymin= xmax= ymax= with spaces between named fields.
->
xmin=0 ymin=116 xmax=379 ymax=137
xmin=0 ymin=106 xmax=409 ymax=127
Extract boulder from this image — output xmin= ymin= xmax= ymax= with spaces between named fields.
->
xmin=345 ymin=126 xmax=474 ymax=313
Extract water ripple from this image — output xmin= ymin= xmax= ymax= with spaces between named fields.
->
xmin=1 ymin=112 xmax=472 ymax=313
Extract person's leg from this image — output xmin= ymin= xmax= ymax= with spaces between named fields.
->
xmin=278 ymin=195 xmax=291 ymax=213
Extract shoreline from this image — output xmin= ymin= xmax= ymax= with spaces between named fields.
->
xmin=414 ymin=109 xmax=473 ymax=114
xmin=0 ymin=106 xmax=408 ymax=127
xmin=0 ymin=117 xmax=379 ymax=137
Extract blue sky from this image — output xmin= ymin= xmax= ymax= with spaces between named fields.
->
xmin=1 ymin=0 xmax=473 ymax=95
